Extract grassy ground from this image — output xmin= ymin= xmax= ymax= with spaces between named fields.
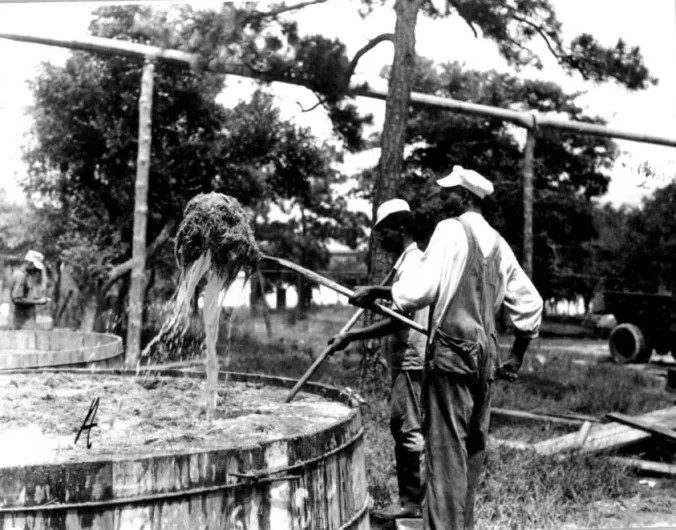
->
xmin=217 ymin=307 xmax=676 ymax=529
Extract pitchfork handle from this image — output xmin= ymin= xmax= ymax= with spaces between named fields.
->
xmin=263 ymin=255 xmax=428 ymax=335
xmin=284 ymin=268 xmax=396 ymax=403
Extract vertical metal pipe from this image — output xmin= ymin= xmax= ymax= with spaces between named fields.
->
xmin=126 ymin=58 xmax=155 ymax=368
xmin=523 ymin=127 xmax=535 ymax=278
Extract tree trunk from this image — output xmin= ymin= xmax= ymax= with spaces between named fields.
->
xmin=299 ymin=279 xmax=313 ymax=312
xmin=369 ymin=0 xmax=422 ymax=282
xmin=296 ymin=208 xmax=310 ymax=319
xmin=56 ymin=290 xmax=73 ymax=327
xmin=670 ymin=282 xmax=676 ymax=354
xmin=114 ymin=274 xmax=131 ymax=337
xmin=80 ymin=296 xmax=98 ymax=332
xmin=256 ymin=268 xmax=273 ymax=338
xmin=51 ymin=260 xmax=62 ymax=321
xmin=249 ymin=273 xmax=262 ymax=316
xmin=141 ymin=265 xmax=156 ymax=341
xmin=522 ymin=128 xmax=535 ymax=278
xmin=360 ymin=0 xmax=422 ymax=390
xmin=276 ymin=285 xmax=287 ymax=309
xmin=126 ymin=58 xmax=155 ymax=368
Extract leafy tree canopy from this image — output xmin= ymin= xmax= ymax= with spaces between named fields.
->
xmin=359 ymin=0 xmax=655 ymax=90
xmin=24 ymin=6 xmax=367 ymax=306
xmin=591 ymin=183 xmax=676 ymax=294
xmin=0 ymin=192 xmax=37 ymax=257
xmin=356 ymin=58 xmax=618 ymax=301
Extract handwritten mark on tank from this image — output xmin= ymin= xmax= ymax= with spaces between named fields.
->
xmin=74 ymin=397 xmax=100 ymax=449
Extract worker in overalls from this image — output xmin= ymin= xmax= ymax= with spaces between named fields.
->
xmin=330 ymin=199 xmax=428 ymax=520
xmin=351 ymin=166 xmax=543 ymax=529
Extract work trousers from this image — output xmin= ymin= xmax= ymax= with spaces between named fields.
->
xmin=423 ymin=369 xmax=491 ymax=530
xmin=390 ymin=369 xmax=424 ymax=506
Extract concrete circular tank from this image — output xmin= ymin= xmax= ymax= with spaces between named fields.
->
xmin=0 ymin=330 xmax=123 ymax=370
xmin=0 ymin=369 xmax=369 ymax=530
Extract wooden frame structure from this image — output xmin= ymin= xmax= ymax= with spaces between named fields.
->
xmin=2 ymin=31 xmax=675 ymax=363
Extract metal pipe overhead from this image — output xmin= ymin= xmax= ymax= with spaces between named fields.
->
xmin=0 ymin=32 xmax=198 ymax=66
xmin=2 ymin=30 xmax=676 ymax=147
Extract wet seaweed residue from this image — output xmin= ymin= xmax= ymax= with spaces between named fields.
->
xmin=0 ymin=373 xmax=349 ymax=466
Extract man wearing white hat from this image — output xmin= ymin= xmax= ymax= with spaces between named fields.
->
xmin=330 ymin=198 xmax=428 ymax=520
xmin=351 ymin=166 xmax=543 ymax=529
xmin=10 ymin=250 xmax=49 ymax=330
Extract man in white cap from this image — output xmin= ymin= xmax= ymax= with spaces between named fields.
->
xmin=10 ymin=250 xmax=49 ymax=330
xmin=330 ymin=198 xmax=428 ymax=520
xmin=351 ymin=166 xmax=543 ymax=529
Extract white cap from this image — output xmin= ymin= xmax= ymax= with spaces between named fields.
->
xmin=375 ymin=199 xmax=411 ymax=227
xmin=436 ymin=165 xmax=494 ymax=199
xmin=24 ymin=250 xmax=45 ymax=270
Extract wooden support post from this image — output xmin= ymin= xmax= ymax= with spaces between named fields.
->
xmin=522 ymin=126 xmax=536 ymax=278
xmin=126 ymin=58 xmax=155 ymax=369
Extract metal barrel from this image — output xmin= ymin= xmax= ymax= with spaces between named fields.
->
xmin=0 ymin=369 xmax=369 ymax=530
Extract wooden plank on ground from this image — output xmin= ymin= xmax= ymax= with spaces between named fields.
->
xmin=491 ymin=407 xmax=591 ymax=426
xmin=396 ymin=519 xmax=423 ymax=530
xmin=489 ymin=438 xmax=533 ymax=451
xmin=532 ymin=406 xmax=676 ymax=455
xmin=575 ymin=421 xmax=594 ymax=447
xmin=606 ymin=412 xmax=676 ymax=443
xmin=610 ymin=457 xmax=676 ymax=478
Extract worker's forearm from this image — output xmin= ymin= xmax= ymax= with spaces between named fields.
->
xmin=12 ymin=298 xmax=36 ymax=306
xmin=509 ymin=335 xmax=532 ymax=363
xmin=368 ymin=286 xmax=393 ymax=301
xmin=12 ymin=297 xmax=46 ymax=306
xmin=348 ymin=318 xmax=404 ymax=342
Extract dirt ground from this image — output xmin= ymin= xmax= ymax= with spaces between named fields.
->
xmin=0 ymin=372 xmax=350 ymax=466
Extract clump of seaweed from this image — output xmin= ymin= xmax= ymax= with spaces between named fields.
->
xmin=175 ymin=193 xmax=260 ymax=280
xmin=142 ymin=193 xmax=261 ymax=419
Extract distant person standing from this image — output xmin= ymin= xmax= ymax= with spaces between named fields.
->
xmin=10 ymin=250 xmax=49 ymax=330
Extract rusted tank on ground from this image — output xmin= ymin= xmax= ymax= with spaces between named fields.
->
xmin=0 ymin=369 xmax=369 ymax=530
xmin=602 ymin=291 xmax=676 ymax=363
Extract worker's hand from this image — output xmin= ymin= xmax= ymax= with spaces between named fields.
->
xmin=349 ymin=286 xmax=378 ymax=308
xmin=497 ymin=354 xmax=522 ymax=382
xmin=328 ymin=332 xmax=352 ymax=353
xmin=496 ymin=356 xmax=522 ymax=383
xmin=496 ymin=364 xmax=518 ymax=382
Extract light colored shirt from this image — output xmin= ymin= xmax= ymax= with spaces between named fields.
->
xmin=383 ymin=243 xmax=429 ymax=370
xmin=392 ymin=212 xmax=543 ymax=338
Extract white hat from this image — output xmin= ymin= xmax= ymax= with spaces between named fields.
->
xmin=24 ymin=250 xmax=45 ymax=270
xmin=375 ymin=199 xmax=411 ymax=227
xmin=436 ymin=165 xmax=494 ymax=199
